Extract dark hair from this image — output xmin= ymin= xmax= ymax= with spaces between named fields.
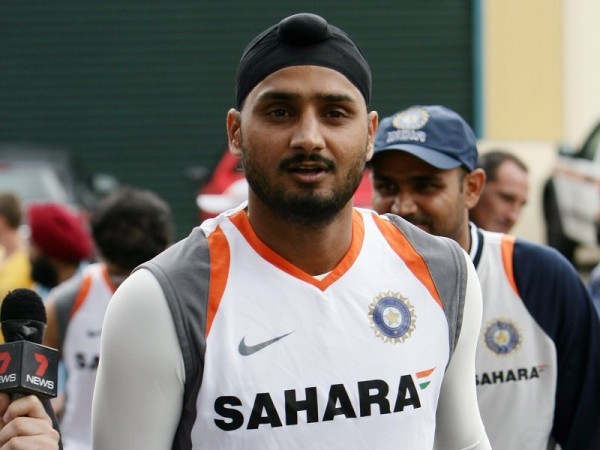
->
xmin=90 ymin=186 xmax=174 ymax=272
xmin=0 ymin=192 xmax=22 ymax=229
xmin=477 ymin=150 xmax=528 ymax=182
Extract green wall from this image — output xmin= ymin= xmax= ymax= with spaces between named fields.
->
xmin=1 ymin=1 xmax=473 ymax=238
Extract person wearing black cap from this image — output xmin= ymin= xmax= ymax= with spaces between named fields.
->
xmin=93 ymin=15 xmax=490 ymax=449
xmin=370 ymin=104 xmax=600 ymax=450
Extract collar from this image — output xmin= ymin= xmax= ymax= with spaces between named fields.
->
xmin=468 ymin=222 xmax=484 ymax=269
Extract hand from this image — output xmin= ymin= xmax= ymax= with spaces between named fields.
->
xmin=0 ymin=393 xmax=59 ymax=449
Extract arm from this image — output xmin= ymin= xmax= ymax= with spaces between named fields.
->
xmin=43 ymin=278 xmax=81 ymax=417
xmin=434 ymin=253 xmax=491 ymax=450
xmin=0 ymin=393 xmax=60 ymax=449
xmin=92 ymin=269 xmax=185 ymax=450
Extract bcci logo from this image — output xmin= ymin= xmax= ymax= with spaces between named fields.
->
xmin=483 ymin=318 xmax=522 ymax=356
xmin=368 ymin=292 xmax=416 ymax=344
xmin=392 ymin=107 xmax=429 ymax=130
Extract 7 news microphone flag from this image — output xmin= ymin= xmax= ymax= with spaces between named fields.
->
xmin=0 ymin=288 xmax=58 ymax=398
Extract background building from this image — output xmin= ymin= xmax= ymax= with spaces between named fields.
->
xmin=479 ymin=0 xmax=600 ymax=246
xmin=2 ymin=1 xmax=599 ymax=241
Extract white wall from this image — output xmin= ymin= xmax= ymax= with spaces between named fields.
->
xmin=563 ymin=0 xmax=600 ymax=148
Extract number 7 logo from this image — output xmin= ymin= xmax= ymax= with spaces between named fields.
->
xmin=34 ymin=353 xmax=48 ymax=377
xmin=0 ymin=352 xmax=11 ymax=374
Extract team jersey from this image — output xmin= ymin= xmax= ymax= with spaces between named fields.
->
xmin=124 ymin=206 xmax=478 ymax=449
xmin=52 ymin=263 xmax=115 ymax=450
xmin=469 ymin=224 xmax=600 ymax=450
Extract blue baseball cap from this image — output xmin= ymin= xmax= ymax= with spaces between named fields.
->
xmin=372 ymin=105 xmax=478 ymax=171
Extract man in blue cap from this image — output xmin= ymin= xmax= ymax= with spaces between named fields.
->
xmin=93 ymin=15 xmax=491 ymax=450
xmin=369 ymin=104 xmax=600 ymax=450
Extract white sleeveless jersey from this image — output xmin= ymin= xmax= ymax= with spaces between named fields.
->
xmin=91 ymin=206 xmax=489 ymax=450
xmin=173 ymin=209 xmax=461 ymax=449
xmin=473 ymin=229 xmax=557 ymax=450
xmin=61 ymin=263 xmax=114 ymax=450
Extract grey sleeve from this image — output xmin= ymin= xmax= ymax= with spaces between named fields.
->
xmin=46 ymin=274 xmax=84 ymax=352
xmin=384 ymin=214 xmax=468 ymax=357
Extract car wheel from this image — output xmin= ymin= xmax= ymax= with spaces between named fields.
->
xmin=542 ymin=178 xmax=577 ymax=264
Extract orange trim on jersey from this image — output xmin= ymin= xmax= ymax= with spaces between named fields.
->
xmin=500 ymin=234 xmax=519 ymax=297
xmin=372 ymin=213 xmax=444 ymax=310
xmin=100 ymin=264 xmax=117 ymax=293
xmin=229 ymin=209 xmax=365 ymax=291
xmin=70 ymin=274 xmax=92 ymax=319
xmin=416 ymin=367 xmax=435 ymax=378
xmin=206 ymin=226 xmax=230 ymax=337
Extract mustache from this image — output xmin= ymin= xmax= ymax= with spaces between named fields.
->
xmin=279 ymin=154 xmax=336 ymax=171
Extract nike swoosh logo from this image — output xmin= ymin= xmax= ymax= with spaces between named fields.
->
xmin=238 ymin=332 xmax=294 ymax=356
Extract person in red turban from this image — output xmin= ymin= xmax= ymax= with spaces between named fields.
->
xmin=26 ymin=202 xmax=93 ymax=295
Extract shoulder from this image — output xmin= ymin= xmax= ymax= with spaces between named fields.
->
xmin=378 ymin=211 xmax=462 ymax=249
xmin=375 ymin=212 xmax=467 ymax=278
xmin=514 ymin=237 xmax=572 ymax=269
xmin=510 ymin=237 xmax=581 ymax=289
xmin=103 ymin=268 xmax=180 ymax=366
xmin=480 ymin=229 xmax=578 ymax=281
xmin=507 ymin=237 xmax=596 ymax=338
xmin=109 ymin=269 xmax=165 ymax=314
xmin=147 ymin=227 xmax=208 ymax=267
xmin=103 ymin=269 xmax=174 ymax=359
xmin=46 ymin=270 xmax=87 ymax=308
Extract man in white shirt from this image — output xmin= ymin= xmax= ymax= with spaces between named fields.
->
xmin=92 ymin=15 xmax=490 ymax=450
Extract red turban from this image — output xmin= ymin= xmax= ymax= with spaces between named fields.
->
xmin=27 ymin=203 xmax=93 ymax=262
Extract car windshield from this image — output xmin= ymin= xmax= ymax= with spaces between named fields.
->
xmin=0 ymin=164 xmax=72 ymax=206
xmin=581 ymin=126 xmax=600 ymax=161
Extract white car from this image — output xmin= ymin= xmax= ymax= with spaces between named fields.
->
xmin=543 ymin=122 xmax=600 ymax=265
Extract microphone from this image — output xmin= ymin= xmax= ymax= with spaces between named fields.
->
xmin=0 ymin=288 xmax=58 ymax=398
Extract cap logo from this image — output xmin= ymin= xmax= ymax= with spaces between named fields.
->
xmin=391 ymin=107 xmax=429 ymax=130
xmin=385 ymin=107 xmax=430 ymax=145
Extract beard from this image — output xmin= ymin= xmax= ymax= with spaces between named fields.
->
xmin=242 ymin=147 xmax=367 ymax=228
xmin=31 ymin=255 xmax=59 ymax=288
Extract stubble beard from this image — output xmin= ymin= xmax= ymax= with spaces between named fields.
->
xmin=240 ymin=142 xmax=367 ymax=229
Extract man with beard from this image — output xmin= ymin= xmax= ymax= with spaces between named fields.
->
xmin=92 ymin=14 xmax=490 ymax=450
xmin=43 ymin=187 xmax=174 ymax=450
xmin=369 ymin=105 xmax=600 ymax=450
xmin=26 ymin=202 xmax=93 ymax=300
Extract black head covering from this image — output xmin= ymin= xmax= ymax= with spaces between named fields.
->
xmin=235 ymin=13 xmax=372 ymax=108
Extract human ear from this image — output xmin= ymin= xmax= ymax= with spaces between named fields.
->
xmin=227 ymin=109 xmax=242 ymax=156
xmin=465 ymin=168 xmax=486 ymax=209
xmin=365 ymin=111 xmax=378 ymax=162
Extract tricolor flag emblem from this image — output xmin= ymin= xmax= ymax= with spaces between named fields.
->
xmin=416 ymin=367 xmax=435 ymax=390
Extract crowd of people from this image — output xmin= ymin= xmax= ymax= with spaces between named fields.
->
xmin=0 ymin=11 xmax=598 ymax=450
